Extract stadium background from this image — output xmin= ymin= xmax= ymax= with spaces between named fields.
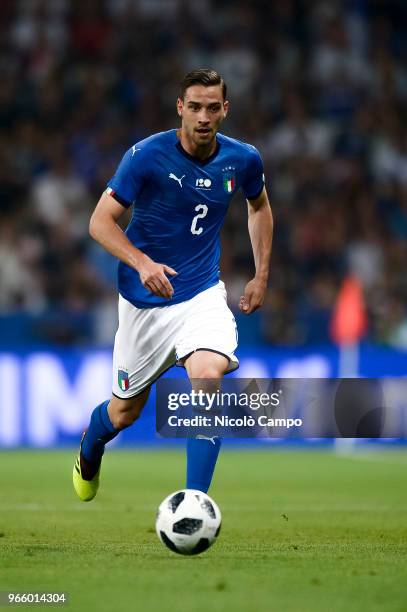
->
xmin=0 ymin=0 xmax=406 ymax=446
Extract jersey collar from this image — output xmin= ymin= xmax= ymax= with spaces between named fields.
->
xmin=175 ymin=134 xmax=221 ymax=166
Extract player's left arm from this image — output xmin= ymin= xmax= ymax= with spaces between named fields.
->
xmin=239 ymin=187 xmax=273 ymax=314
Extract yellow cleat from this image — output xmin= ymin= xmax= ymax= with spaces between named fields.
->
xmin=72 ymin=435 xmax=101 ymax=502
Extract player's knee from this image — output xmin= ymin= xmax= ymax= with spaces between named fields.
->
xmin=110 ymin=409 xmax=140 ymax=430
xmin=109 ymin=401 xmax=144 ymax=429
xmin=108 ymin=389 xmax=149 ymax=429
xmin=193 ymin=366 xmax=224 ymax=380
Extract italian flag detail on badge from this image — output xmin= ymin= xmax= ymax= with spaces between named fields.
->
xmin=118 ymin=369 xmax=129 ymax=392
xmin=106 ymin=187 xmax=115 ymax=196
xmin=222 ymin=169 xmax=236 ymax=193
xmin=223 ymin=176 xmax=235 ymax=193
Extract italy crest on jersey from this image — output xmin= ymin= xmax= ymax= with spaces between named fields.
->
xmin=222 ymin=167 xmax=236 ymax=193
xmin=118 ymin=369 xmax=129 ymax=392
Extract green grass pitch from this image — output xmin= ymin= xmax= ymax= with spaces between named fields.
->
xmin=0 ymin=448 xmax=406 ymax=612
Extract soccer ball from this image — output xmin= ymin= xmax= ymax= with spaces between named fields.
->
xmin=155 ymin=489 xmax=222 ymax=555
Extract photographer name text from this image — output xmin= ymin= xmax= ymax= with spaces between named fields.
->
xmin=167 ymin=415 xmax=303 ymax=429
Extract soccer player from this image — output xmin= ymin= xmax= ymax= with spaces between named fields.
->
xmin=73 ymin=68 xmax=273 ymax=501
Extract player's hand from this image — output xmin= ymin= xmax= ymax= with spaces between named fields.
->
xmin=138 ymin=257 xmax=178 ymax=298
xmin=239 ymin=278 xmax=267 ymax=314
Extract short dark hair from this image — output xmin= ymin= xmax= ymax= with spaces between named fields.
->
xmin=180 ymin=69 xmax=227 ymax=100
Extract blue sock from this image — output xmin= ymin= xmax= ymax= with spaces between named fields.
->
xmin=186 ymin=437 xmax=222 ymax=493
xmin=81 ymin=400 xmax=120 ymax=465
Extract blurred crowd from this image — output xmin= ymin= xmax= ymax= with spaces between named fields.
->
xmin=0 ymin=0 xmax=406 ymax=347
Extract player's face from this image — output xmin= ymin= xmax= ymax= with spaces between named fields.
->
xmin=177 ymin=85 xmax=228 ymax=149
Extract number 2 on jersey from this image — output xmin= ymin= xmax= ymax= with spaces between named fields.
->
xmin=190 ymin=204 xmax=208 ymax=235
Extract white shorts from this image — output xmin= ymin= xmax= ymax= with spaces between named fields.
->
xmin=112 ymin=281 xmax=239 ymax=398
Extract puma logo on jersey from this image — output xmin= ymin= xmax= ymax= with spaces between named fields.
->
xmin=169 ymin=173 xmax=185 ymax=187
xmin=132 ymin=146 xmax=141 ymax=156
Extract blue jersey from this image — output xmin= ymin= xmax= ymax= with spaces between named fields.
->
xmin=107 ymin=129 xmax=265 ymax=308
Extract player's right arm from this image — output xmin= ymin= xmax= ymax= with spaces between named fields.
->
xmin=89 ymin=191 xmax=177 ymax=299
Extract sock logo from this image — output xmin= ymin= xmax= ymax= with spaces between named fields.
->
xmin=118 ymin=369 xmax=129 ymax=392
